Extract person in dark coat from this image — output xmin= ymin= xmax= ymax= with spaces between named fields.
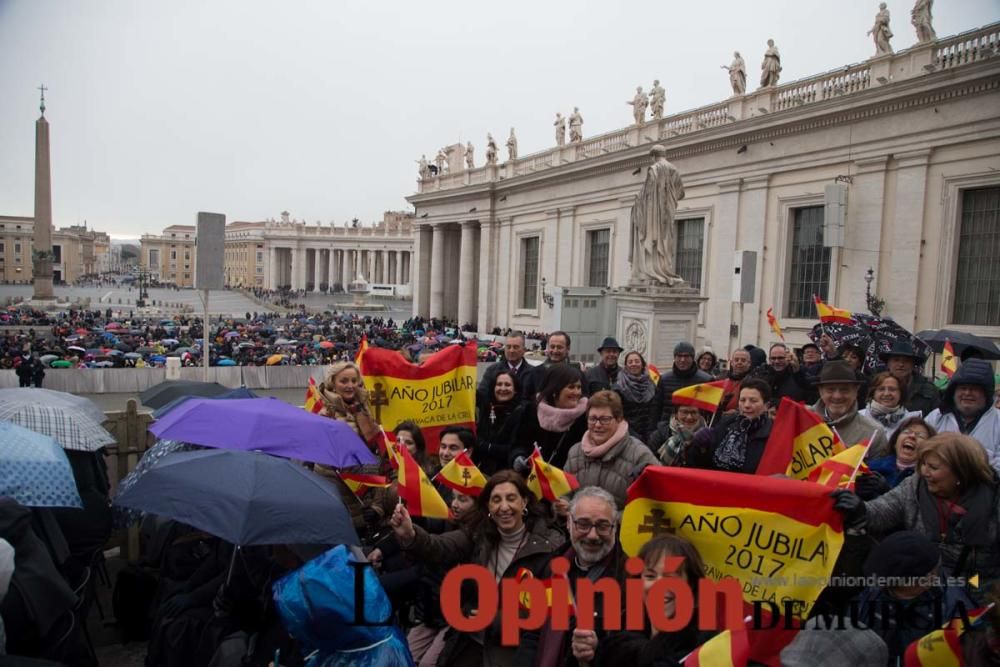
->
xmin=475 ymin=369 xmax=526 ymax=476
xmin=879 ymin=339 xmax=940 ymax=416
xmin=520 ymin=331 xmax=587 ymax=404
xmin=50 ymin=450 xmax=112 ymax=569
xmin=513 ymin=363 xmax=589 ymax=469
xmin=15 ymin=356 xmax=32 ymax=387
xmin=614 ymin=351 xmax=658 ymax=446
xmin=751 ymin=342 xmax=814 ymax=405
xmin=30 ymin=359 xmax=45 ymax=388
xmin=476 ymin=332 xmax=535 ymax=407
xmin=584 ymin=337 xmax=623 ymax=394
xmin=652 ymin=342 xmax=712 ymax=426
xmin=682 ymin=378 xmax=774 ymax=474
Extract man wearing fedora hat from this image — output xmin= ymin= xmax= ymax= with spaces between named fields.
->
xmin=878 ymin=340 xmax=940 ymax=416
xmin=585 ymin=337 xmax=623 ymax=394
xmin=809 ymin=360 xmax=889 ymax=457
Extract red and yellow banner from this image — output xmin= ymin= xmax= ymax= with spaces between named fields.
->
xmin=389 ymin=431 xmax=451 ymax=519
xmin=434 ymin=451 xmax=487 ymax=497
xmin=355 ymin=334 xmax=369 ymax=366
xmin=359 ymin=343 xmax=477 ymax=453
xmin=941 ymin=339 xmax=958 ymax=379
xmin=904 ymin=604 xmax=993 ymax=666
xmin=766 ymin=308 xmax=784 ymax=342
xmin=757 ymin=397 xmax=845 ymax=480
xmin=683 ymin=628 xmax=750 ymax=667
xmin=304 ymin=376 xmax=323 ymax=414
xmin=672 ymin=380 xmax=727 ymax=413
xmin=526 ymin=446 xmax=579 ymax=501
xmin=621 ymin=467 xmax=845 ymax=619
xmin=806 ymin=443 xmax=869 ymax=489
xmin=813 ymin=295 xmax=854 ymax=325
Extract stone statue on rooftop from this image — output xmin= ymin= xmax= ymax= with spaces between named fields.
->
xmin=485 ymin=133 xmax=498 ymax=165
xmin=506 ymin=128 xmax=518 ymax=161
xmin=434 ymin=149 xmax=447 ymax=174
xmin=628 ymin=145 xmax=686 ymax=287
xmin=722 ymin=52 xmax=747 ymax=95
xmin=911 ymin=0 xmax=936 ymax=42
xmin=554 ymin=113 xmax=566 ymax=145
xmin=626 ymin=86 xmax=649 ymax=126
xmin=416 ymin=155 xmax=430 ymax=179
xmin=465 ymin=141 xmax=474 ymax=169
xmin=869 ymin=3 xmax=894 ymax=55
xmin=649 ymin=80 xmax=666 ymax=120
xmin=569 ymin=107 xmax=584 ymax=143
xmin=760 ymin=39 xmax=782 ymax=88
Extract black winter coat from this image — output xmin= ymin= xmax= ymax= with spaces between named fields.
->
xmin=512 ymin=401 xmax=588 ymax=468
xmin=475 ymin=397 xmax=526 ymax=475
xmin=682 ymin=414 xmax=774 ymax=474
xmin=653 ymin=365 xmax=713 ymax=426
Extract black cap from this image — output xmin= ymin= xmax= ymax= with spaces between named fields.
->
xmin=597 ymin=337 xmax=623 ymax=352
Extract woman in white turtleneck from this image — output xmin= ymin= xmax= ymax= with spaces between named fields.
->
xmin=390 ymin=470 xmax=564 ymax=667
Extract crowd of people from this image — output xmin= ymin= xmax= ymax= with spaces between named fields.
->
xmin=4 ymin=326 xmax=1000 ymax=666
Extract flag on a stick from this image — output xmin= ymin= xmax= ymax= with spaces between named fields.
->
xmin=941 ymin=339 xmax=958 ymax=379
xmin=682 ymin=628 xmax=750 ymax=667
xmin=813 ymin=296 xmax=854 ymax=325
xmin=390 ymin=431 xmax=451 ymax=519
xmin=648 ymin=363 xmax=661 ymax=385
xmin=672 ymin=380 xmax=727 ymax=414
xmin=434 ymin=451 xmax=487 ymax=497
xmin=806 ymin=441 xmax=870 ymax=489
xmin=767 ymin=308 xmax=785 ymax=341
xmin=757 ymin=397 xmax=845 ymax=479
xmin=304 ymin=376 xmax=323 ymax=414
xmin=904 ymin=604 xmax=993 ymax=666
xmin=526 ymin=446 xmax=579 ymax=501
xmin=338 ymin=471 xmax=390 ymax=497
xmin=355 ymin=334 xmax=369 ymax=366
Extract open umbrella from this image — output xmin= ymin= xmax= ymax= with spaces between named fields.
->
xmin=139 ymin=380 xmax=229 ymax=409
xmin=105 ymin=323 xmax=123 ymax=330
xmin=124 ymin=352 xmax=142 ymax=360
xmin=217 ymin=358 xmax=236 ymax=366
xmin=0 ymin=421 xmax=82 ymax=509
xmin=266 ymin=354 xmax=286 ymax=366
xmin=50 ymin=360 xmax=73 ymax=368
xmin=113 ymin=448 xmax=360 ymax=547
xmin=0 ymin=403 xmax=115 ymax=452
xmin=67 ymin=345 xmax=86 ymax=353
xmin=151 ymin=387 xmax=259 ymax=419
xmin=148 ymin=397 xmax=375 ymax=468
xmin=160 ymin=338 xmax=180 ymax=346
xmin=318 ymin=341 xmax=334 ymax=349
xmin=224 ymin=331 xmax=241 ymax=339
xmin=39 ymin=354 xmax=58 ymax=366
xmin=0 ymin=387 xmax=106 ymax=423
xmin=915 ymin=329 xmax=1000 ymax=360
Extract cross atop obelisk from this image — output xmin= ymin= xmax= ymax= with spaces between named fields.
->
xmin=32 ymin=85 xmax=55 ymax=301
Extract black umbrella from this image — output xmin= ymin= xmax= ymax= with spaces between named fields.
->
xmin=139 ymin=380 xmax=229 ymax=409
xmin=115 ymin=342 xmax=133 ymax=352
xmin=915 ymin=329 xmax=1000 ymax=360
xmin=809 ymin=313 xmax=929 ymax=374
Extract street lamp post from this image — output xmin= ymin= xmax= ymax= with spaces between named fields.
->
xmin=864 ymin=266 xmax=884 ymax=317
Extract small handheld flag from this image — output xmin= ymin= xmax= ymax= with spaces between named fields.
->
xmin=813 ymin=295 xmax=854 ymax=325
xmin=388 ymin=429 xmax=451 ymax=519
xmin=904 ymin=604 xmax=993 ymax=666
xmin=338 ymin=471 xmax=390 ymax=498
xmin=648 ymin=363 xmax=661 ymax=385
xmin=941 ymin=339 xmax=958 ymax=379
xmin=304 ymin=376 xmax=324 ymax=414
xmin=526 ymin=446 xmax=579 ymax=501
xmin=682 ymin=628 xmax=750 ymax=667
xmin=355 ymin=334 xmax=369 ymax=366
xmin=672 ymin=380 xmax=727 ymax=414
xmin=434 ymin=451 xmax=488 ymax=497
xmin=767 ymin=308 xmax=785 ymax=341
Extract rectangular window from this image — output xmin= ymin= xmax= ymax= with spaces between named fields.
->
xmin=520 ymin=236 xmax=540 ymax=310
xmin=52 ymin=245 xmax=62 ymax=263
xmin=675 ymin=218 xmax=705 ymax=289
xmin=586 ymin=228 xmax=610 ymax=287
xmin=256 ymin=251 xmax=264 ymax=263
xmin=787 ymin=206 xmax=831 ymax=318
xmin=953 ymin=186 xmax=1000 ymax=325
xmin=170 ymin=250 xmax=176 ymax=260
xmin=14 ymin=243 xmax=20 ymax=254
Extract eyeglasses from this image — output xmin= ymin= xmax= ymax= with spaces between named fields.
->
xmin=900 ymin=429 xmax=929 ymax=440
xmin=587 ymin=415 xmax=615 ymax=425
xmin=570 ymin=517 xmax=615 ymax=536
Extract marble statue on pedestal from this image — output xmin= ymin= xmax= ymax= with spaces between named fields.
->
xmin=628 ymin=145 xmax=686 ymax=286
xmin=485 ymin=134 xmax=498 ymax=165
xmin=649 ymin=80 xmax=666 ymax=120
xmin=416 ymin=154 xmax=430 ymax=179
xmin=722 ymin=52 xmax=747 ymax=95
xmin=869 ymin=3 xmax=894 ymax=55
xmin=760 ymin=39 xmax=782 ymax=88
xmin=569 ymin=107 xmax=584 ymax=143
xmin=626 ymin=86 xmax=649 ymax=125
xmin=434 ymin=149 xmax=447 ymax=174
xmin=554 ymin=113 xmax=566 ymax=145
xmin=465 ymin=141 xmax=474 ymax=169
xmin=506 ymin=128 xmax=518 ymax=161
xmin=911 ymin=0 xmax=936 ymax=42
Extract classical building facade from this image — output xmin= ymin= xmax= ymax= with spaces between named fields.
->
xmin=407 ymin=23 xmax=1000 ymax=357
xmin=140 ymin=211 xmax=416 ymax=293
xmin=0 ymin=215 xmax=110 ymax=284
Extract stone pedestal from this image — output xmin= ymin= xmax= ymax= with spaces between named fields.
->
xmin=614 ymin=285 xmax=705 ymax=370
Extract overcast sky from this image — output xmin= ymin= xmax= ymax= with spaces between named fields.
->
xmin=1 ymin=0 xmax=996 ymax=239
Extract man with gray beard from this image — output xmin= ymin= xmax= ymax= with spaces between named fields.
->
xmin=514 ymin=487 xmax=627 ymax=667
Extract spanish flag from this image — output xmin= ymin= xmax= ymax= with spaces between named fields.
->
xmin=766 ymin=308 xmax=785 ymax=341
xmin=941 ymin=339 xmax=958 ymax=379
xmin=304 ymin=376 xmax=324 ymax=414
xmin=648 ymin=363 xmax=661 ymax=385
xmin=359 ymin=343 xmax=477 ymax=453
xmin=389 ymin=430 xmax=451 ymax=519
xmin=757 ymin=397 xmax=845 ymax=480
xmin=434 ymin=451 xmax=488 ymax=497
xmin=904 ymin=604 xmax=993 ymax=666
xmin=621 ymin=466 xmax=845 ymax=621
xmin=682 ymin=628 xmax=750 ymax=667
xmin=526 ymin=446 xmax=579 ymax=501
xmin=338 ymin=471 xmax=390 ymax=497
xmin=515 ymin=567 xmax=575 ymax=615
xmin=806 ymin=442 xmax=870 ymax=488
xmin=355 ymin=334 xmax=369 ymax=366
xmin=813 ymin=295 xmax=854 ymax=325
xmin=672 ymin=380 xmax=727 ymax=413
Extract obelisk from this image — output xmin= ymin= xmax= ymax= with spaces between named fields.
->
xmin=32 ymin=85 xmax=54 ymax=300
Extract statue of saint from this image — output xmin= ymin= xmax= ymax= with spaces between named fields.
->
xmin=628 ymin=145 xmax=686 ymax=286
xmin=434 ymin=149 xmax=447 ymax=174
xmin=554 ymin=113 xmax=566 ymax=145
xmin=626 ymin=86 xmax=649 ymax=125
xmin=485 ymin=134 xmax=498 ymax=165
xmin=465 ymin=141 xmax=475 ymax=169
xmin=722 ymin=52 xmax=747 ymax=95
xmin=649 ymin=80 xmax=666 ymax=120
xmin=911 ymin=0 xmax=936 ymax=42
xmin=760 ymin=39 xmax=782 ymax=88
xmin=506 ymin=128 xmax=518 ymax=161
xmin=569 ymin=107 xmax=584 ymax=143
xmin=868 ymin=3 xmax=894 ymax=55
xmin=416 ymin=154 xmax=430 ymax=179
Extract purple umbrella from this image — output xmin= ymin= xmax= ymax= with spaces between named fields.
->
xmin=148 ymin=398 xmax=375 ymax=469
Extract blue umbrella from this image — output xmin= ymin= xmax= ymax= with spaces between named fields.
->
xmin=113 ymin=449 xmax=359 ymax=546
xmin=112 ymin=439 xmax=201 ymax=527
xmin=0 ymin=421 xmax=82 ymax=508
xmin=217 ymin=358 xmax=237 ymax=366
xmin=151 ymin=387 xmax=259 ymax=419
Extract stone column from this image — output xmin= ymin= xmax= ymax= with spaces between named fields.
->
xmin=293 ymin=247 xmax=306 ymax=290
xmin=341 ymin=250 xmax=350 ymax=288
xmin=477 ymin=220 xmax=495 ymax=331
xmin=395 ymin=250 xmax=403 ymax=285
xmin=327 ymin=248 xmax=335 ymax=290
xmin=32 ymin=111 xmax=54 ymax=300
xmin=886 ymin=149 xmax=932 ymax=329
xmin=429 ymin=225 xmax=446 ymax=318
xmin=457 ymin=222 xmax=478 ymax=326
xmin=268 ymin=247 xmax=278 ymax=289
xmin=367 ymin=251 xmax=375 ymax=282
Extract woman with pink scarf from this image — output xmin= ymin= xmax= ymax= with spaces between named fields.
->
xmin=563 ymin=390 xmax=659 ymax=509
xmin=512 ymin=364 xmax=590 ymax=469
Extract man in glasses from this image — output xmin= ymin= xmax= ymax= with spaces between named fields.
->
xmin=514 ymin=486 xmax=627 ymax=667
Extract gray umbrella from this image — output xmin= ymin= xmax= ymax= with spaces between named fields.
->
xmin=0 ymin=388 xmax=107 ymax=426
xmin=112 ymin=449 xmax=359 ymax=546
xmin=0 ymin=403 xmax=115 ymax=452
